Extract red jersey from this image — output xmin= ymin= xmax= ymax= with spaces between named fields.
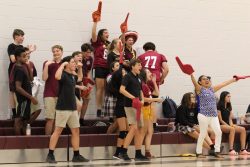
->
xmin=43 ymin=61 xmax=60 ymax=97
xmin=82 ymin=56 xmax=93 ymax=77
xmin=91 ymin=37 xmax=109 ymax=69
xmin=138 ymin=51 xmax=167 ymax=82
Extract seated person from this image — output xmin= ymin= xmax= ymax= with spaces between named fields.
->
xmin=176 ymin=92 xmax=215 ymax=152
xmin=217 ymin=91 xmax=250 ymax=155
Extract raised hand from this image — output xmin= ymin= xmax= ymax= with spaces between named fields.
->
xmin=120 ymin=13 xmax=129 ymax=33
xmin=176 ymin=56 xmax=195 ymax=75
xmin=27 ymin=44 xmax=37 ymax=53
xmin=233 ymin=75 xmax=250 ymax=81
xmin=92 ymin=1 xmax=102 ymax=22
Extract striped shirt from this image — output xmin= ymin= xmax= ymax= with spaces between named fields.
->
xmin=198 ymin=87 xmax=217 ymax=117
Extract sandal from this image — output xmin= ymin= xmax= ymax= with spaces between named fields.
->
xmin=239 ymin=149 xmax=250 ymax=155
xmin=229 ymin=150 xmax=238 ymax=156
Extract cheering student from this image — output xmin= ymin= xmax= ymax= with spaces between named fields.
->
xmin=42 ymin=45 xmax=63 ymax=135
xmin=119 ymin=59 xmax=148 ymax=161
xmin=91 ymin=1 xmax=110 ymax=117
xmin=46 ymin=56 xmax=89 ymax=163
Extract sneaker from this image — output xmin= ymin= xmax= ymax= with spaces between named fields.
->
xmin=134 ymin=155 xmax=150 ymax=161
xmin=72 ymin=155 xmax=89 ymax=162
xmin=46 ymin=154 xmax=57 ymax=163
xmin=145 ymin=151 xmax=155 ymax=159
xmin=118 ymin=153 xmax=131 ymax=161
xmin=208 ymin=149 xmax=215 ymax=156
xmin=113 ymin=153 xmax=120 ymax=160
xmin=196 ymin=154 xmax=206 ymax=158
xmin=239 ymin=149 xmax=250 ymax=155
xmin=228 ymin=149 xmax=238 ymax=156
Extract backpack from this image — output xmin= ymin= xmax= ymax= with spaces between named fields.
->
xmin=162 ymin=97 xmax=177 ymax=118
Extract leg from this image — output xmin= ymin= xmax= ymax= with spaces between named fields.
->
xmin=45 ymin=119 xmax=55 ymax=135
xmin=29 ymin=109 xmax=41 ymax=124
xmin=49 ymin=127 xmax=63 ymax=150
xmin=70 ymin=128 xmax=80 ymax=151
xmin=209 ymin=117 xmax=223 ymax=153
xmin=220 ymin=125 xmax=235 ymax=150
xmin=207 ymin=126 xmax=215 ymax=143
xmin=116 ymin=117 xmax=128 ymax=147
xmin=80 ymin=98 xmax=89 ymax=119
xmin=196 ymin=114 xmax=210 ymax=154
xmin=188 ymin=131 xmax=210 ymax=149
xmin=9 ymin=91 xmax=16 ymax=119
xmin=76 ymin=98 xmax=82 ymax=115
xmin=44 ymin=97 xmax=57 ymax=135
xmin=14 ymin=117 xmax=23 ymax=135
xmin=234 ymin=125 xmax=246 ymax=150
xmin=95 ymin=78 xmax=105 ymax=115
xmin=107 ymin=119 xmax=118 ymax=134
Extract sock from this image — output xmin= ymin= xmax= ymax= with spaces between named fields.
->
xmin=135 ymin=149 xmax=142 ymax=157
xmin=74 ymin=150 xmax=80 ymax=156
xmin=12 ymin=108 xmax=16 ymax=118
xmin=115 ymin=147 xmax=121 ymax=155
xmin=210 ymin=144 xmax=215 ymax=150
xmin=49 ymin=149 xmax=54 ymax=155
xmin=79 ymin=118 xmax=84 ymax=125
xmin=120 ymin=147 xmax=128 ymax=154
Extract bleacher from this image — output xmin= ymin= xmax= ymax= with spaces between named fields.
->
xmin=0 ymin=118 xmax=249 ymax=163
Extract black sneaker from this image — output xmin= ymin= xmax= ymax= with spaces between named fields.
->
xmin=118 ymin=153 xmax=131 ymax=161
xmin=135 ymin=155 xmax=150 ymax=161
xmin=46 ymin=154 xmax=57 ymax=163
xmin=113 ymin=153 xmax=120 ymax=160
xmin=72 ymin=155 xmax=89 ymax=162
xmin=208 ymin=149 xmax=215 ymax=156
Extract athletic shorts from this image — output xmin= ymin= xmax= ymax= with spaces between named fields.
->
xmin=142 ymin=105 xmax=153 ymax=121
xmin=115 ymin=103 xmax=126 ymax=118
xmin=124 ymin=107 xmax=143 ymax=127
xmin=16 ymin=100 xmax=31 ymax=120
xmin=55 ymin=110 xmax=80 ymax=128
xmin=94 ymin=67 xmax=109 ymax=79
xmin=44 ymin=97 xmax=57 ymax=119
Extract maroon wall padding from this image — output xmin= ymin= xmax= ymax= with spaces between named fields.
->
xmin=157 ymin=125 xmax=168 ymax=132
xmin=161 ymin=132 xmax=179 ymax=144
xmin=0 ymin=137 xmax=5 ymax=149
xmin=106 ymin=134 xmax=118 ymax=146
xmin=26 ymin=136 xmax=50 ymax=148
xmin=178 ymin=133 xmax=196 ymax=144
xmin=150 ymin=133 xmax=162 ymax=145
xmin=78 ymin=134 xmax=109 ymax=147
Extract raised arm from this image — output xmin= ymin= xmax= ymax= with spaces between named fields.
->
xmin=213 ymin=78 xmax=236 ymax=92
xmin=191 ymin=74 xmax=201 ymax=94
xmin=92 ymin=22 xmax=98 ymax=43
xmin=55 ymin=62 xmax=68 ymax=80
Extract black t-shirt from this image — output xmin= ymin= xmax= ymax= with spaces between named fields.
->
xmin=107 ymin=51 xmax=119 ymax=69
xmin=175 ymin=105 xmax=198 ymax=127
xmin=7 ymin=43 xmax=23 ymax=76
xmin=121 ymin=72 xmax=142 ymax=107
xmin=56 ymin=71 xmax=77 ymax=110
xmin=13 ymin=64 xmax=32 ymax=102
xmin=217 ymin=106 xmax=230 ymax=125
xmin=108 ymin=67 xmax=125 ymax=104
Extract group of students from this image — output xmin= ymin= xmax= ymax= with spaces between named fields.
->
xmin=6 ymin=10 xmax=169 ymax=164
xmin=6 ymin=1 xmax=250 ymax=164
xmin=175 ymin=75 xmax=250 ymax=158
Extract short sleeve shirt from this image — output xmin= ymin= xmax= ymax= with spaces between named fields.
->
xmin=43 ymin=61 xmax=60 ymax=97
xmin=121 ymin=72 xmax=142 ymax=107
xmin=7 ymin=43 xmax=23 ymax=76
xmin=138 ymin=51 xmax=167 ymax=82
xmin=91 ymin=37 xmax=109 ymax=69
xmin=56 ymin=71 xmax=77 ymax=110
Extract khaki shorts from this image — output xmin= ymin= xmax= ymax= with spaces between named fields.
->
xmin=14 ymin=93 xmax=41 ymax=115
xmin=124 ymin=107 xmax=144 ymax=127
xmin=55 ymin=110 xmax=80 ymax=128
xmin=44 ymin=97 xmax=57 ymax=119
xmin=142 ymin=105 xmax=153 ymax=121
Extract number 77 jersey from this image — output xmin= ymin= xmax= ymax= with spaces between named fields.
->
xmin=138 ymin=51 xmax=167 ymax=83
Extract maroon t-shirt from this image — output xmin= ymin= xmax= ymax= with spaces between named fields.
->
xmin=138 ymin=51 xmax=167 ymax=83
xmin=91 ymin=37 xmax=109 ymax=69
xmin=43 ymin=61 xmax=60 ymax=97
xmin=82 ymin=56 xmax=93 ymax=77
xmin=142 ymin=82 xmax=151 ymax=106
